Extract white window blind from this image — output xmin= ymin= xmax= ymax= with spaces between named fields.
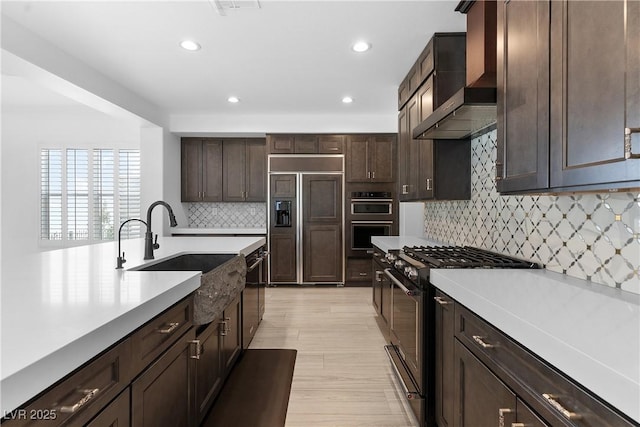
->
xmin=40 ymin=148 xmax=141 ymax=245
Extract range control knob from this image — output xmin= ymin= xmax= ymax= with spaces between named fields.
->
xmin=385 ymin=253 xmax=397 ymax=263
xmin=394 ymin=259 xmax=405 ymax=270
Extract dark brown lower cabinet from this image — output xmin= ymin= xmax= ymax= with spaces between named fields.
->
xmin=516 ymin=398 xmax=550 ymax=427
xmin=346 ymin=258 xmax=372 ymax=284
xmin=194 ymin=321 xmax=223 ymax=425
xmin=269 ymin=234 xmax=297 ymax=282
xmin=131 ymin=328 xmax=196 ymax=427
xmin=221 ymin=295 xmax=242 ymax=374
xmin=371 ymin=251 xmax=391 ymax=342
xmin=434 ymin=290 xmax=454 ymax=427
xmin=454 ymin=339 xmax=516 ymax=427
xmin=85 ymin=389 xmax=130 ymax=427
xmin=303 ymin=224 xmax=342 ymax=283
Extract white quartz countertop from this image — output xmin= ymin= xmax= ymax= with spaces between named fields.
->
xmin=171 ymin=227 xmax=267 ymax=235
xmin=0 ymin=235 xmax=265 ymax=414
xmin=430 ymin=268 xmax=640 ymax=423
xmin=371 ymin=235 xmax=443 ymax=253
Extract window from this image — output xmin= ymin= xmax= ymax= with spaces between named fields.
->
xmin=40 ymin=148 xmax=141 ymax=245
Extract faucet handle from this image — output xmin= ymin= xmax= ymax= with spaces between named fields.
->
xmin=116 ymin=252 xmax=127 ymax=269
xmin=153 ymin=234 xmax=160 ymax=250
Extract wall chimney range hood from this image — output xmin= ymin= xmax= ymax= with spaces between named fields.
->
xmin=414 ymin=0 xmax=497 ymax=140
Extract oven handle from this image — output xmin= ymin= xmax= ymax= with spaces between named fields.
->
xmin=352 ymin=220 xmax=394 ymax=224
xmin=350 ymin=198 xmax=394 ymax=203
xmin=247 ymin=256 xmax=264 ymax=272
xmin=384 ymin=269 xmax=419 ymax=296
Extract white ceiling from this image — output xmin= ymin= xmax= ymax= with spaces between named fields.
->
xmin=1 ymin=1 xmax=466 ymax=119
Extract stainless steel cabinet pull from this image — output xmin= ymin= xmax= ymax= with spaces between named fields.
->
xmin=433 ymin=296 xmax=451 ymax=305
xmin=158 ymin=322 xmax=180 ymax=334
xmin=372 ymin=171 xmax=375 ymax=179
xmin=375 ymin=270 xmax=383 ymax=282
xmin=472 ymin=335 xmax=495 ymax=349
xmin=220 ymin=320 xmax=228 ymax=336
xmin=542 ymin=393 xmax=582 ymax=420
xmin=511 ymin=424 xmax=525 ymax=427
xmin=329 ymin=147 xmax=339 ymax=151
xmin=498 ymin=408 xmax=514 ymax=427
xmin=59 ymin=388 xmax=100 ymax=413
xmin=190 ymin=340 xmax=202 ymax=359
xmin=624 ymin=127 xmax=640 ymax=159
xmin=359 ymin=272 xmax=368 ymax=276
xmin=402 ymin=184 xmax=409 ymax=194
xmin=425 ymin=178 xmax=432 ymax=191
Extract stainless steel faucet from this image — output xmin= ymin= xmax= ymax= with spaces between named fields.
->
xmin=144 ymin=201 xmax=178 ymax=260
xmin=116 ymin=218 xmax=147 ymax=269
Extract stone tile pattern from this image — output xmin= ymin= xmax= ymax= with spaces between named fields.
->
xmin=186 ymin=202 xmax=267 ymax=228
xmin=423 ymin=130 xmax=640 ymax=294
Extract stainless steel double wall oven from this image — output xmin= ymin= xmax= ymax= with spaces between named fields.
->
xmin=348 ymin=192 xmax=394 ymax=256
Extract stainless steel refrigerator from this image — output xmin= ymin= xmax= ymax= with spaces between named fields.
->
xmin=268 ymin=155 xmax=344 ymax=285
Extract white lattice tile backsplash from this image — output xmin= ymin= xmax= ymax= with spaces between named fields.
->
xmin=186 ymin=202 xmax=266 ymax=228
xmin=423 ymin=130 xmax=640 ymax=294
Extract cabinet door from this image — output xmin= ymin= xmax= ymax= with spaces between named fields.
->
xmin=223 ymin=140 xmax=246 ymax=202
xmin=346 ymin=136 xmax=370 ymax=182
xmin=416 ymin=78 xmax=435 ymax=199
xmin=268 ymin=135 xmax=294 ymax=154
xmin=194 ymin=321 xmax=223 ymax=425
xmin=245 ymin=139 xmax=266 ymax=202
xmin=496 ymin=0 xmax=550 ymax=193
xmin=269 ymin=233 xmax=297 ymax=282
xmin=370 ymin=135 xmax=395 ymax=183
xmin=434 ymin=291 xmax=454 ymax=427
xmin=85 ymin=388 xmax=130 ymax=427
xmin=303 ymin=224 xmax=342 ymax=283
xmin=131 ymin=328 xmax=195 ymax=427
xmin=398 ymin=107 xmax=411 ymax=200
xmin=181 ymin=139 xmax=203 ymax=202
xmin=270 ymin=174 xmax=296 ymax=198
xmin=202 ymin=139 xmax=223 ymax=202
xmin=454 ymin=340 xmax=516 ymax=427
xmin=516 ymin=398 xmax=549 ymax=427
xmin=372 ymin=261 xmax=382 ymax=313
xmin=221 ymin=296 xmax=242 ymax=375
xmin=318 ymin=135 xmax=344 ymax=154
xmin=549 ymin=1 xmax=640 ymax=189
xmin=294 ymin=135 xmax=318 ymax=153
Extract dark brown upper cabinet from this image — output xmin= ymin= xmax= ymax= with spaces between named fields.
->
xmin=346 ymin=134 xmax=396 ymax=183
xmin=223 ymin=139 xmax=266 ymax=202
xmin=497 ymin=0 xmax=640 ymax=194
xmin=181 ymin=138 xmax=223 ymax=202
xmin=267 ymin=134 xmax=344 ymax=154
xmin=397 ymin=32 xmax=470 ymax=201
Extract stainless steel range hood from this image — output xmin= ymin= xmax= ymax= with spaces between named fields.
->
xmin=412 ymin=86 xmax=496 ymax=140
xmin=414 ymin=0 xmax=497 ymax=140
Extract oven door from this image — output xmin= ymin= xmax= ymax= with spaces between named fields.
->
xmin=384 ymin=268 xmax=425 ymax=425
xmin=351 ymin=221 xmax=393 ymax=251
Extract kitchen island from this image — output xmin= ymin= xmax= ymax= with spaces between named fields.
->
xmin=0 ymin=235 xmax=265 ymax=416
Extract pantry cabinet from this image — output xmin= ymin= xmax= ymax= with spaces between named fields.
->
xmin=497 ymin=0 xmax=640 ymax=194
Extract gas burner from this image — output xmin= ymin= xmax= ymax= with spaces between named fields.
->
xmin=401 ymin=245 xmax=538 ymax=269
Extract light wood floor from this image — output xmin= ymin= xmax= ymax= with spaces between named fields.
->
xmin=248 ymin=286 xmax=420 ymax=427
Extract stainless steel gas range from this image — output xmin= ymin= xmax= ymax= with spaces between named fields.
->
xmin=382 ymin=245 xmax=538 ymax=427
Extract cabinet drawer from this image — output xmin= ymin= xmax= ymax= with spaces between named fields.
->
xmin=85 ymin=388 xmax=130 ymax=427
xmin=346 ymin=258 xmax=372 ymax=282
xmin=294 ymin=135 xmax=318 ymax=153
xmin=131 ymin=297 xmax=193 ymax=376
xmin=318 ymin=135 xmax=344 ymax=154
xmin=455 ymin=304 xmax=636 ymax=427
xmin=3 ymin=339 xmax=132 ymax=427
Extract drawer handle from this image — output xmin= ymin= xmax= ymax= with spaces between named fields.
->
xmin=157 ymin=322 xmax=180 ymax=334
xmin=542 ymin=393 xmax=582 ymax=420
xmin=472 ymin=335 xmax=495 ymax=349
xmin=59 ymin=388 xmax=100 ymax=413
xmin=433 ymin=296 xmax=451 ymax=305
xmin=359 ymin=272 xmax=368 ymax=276
xmin=498 ymin=408 xmax=514 ymax=427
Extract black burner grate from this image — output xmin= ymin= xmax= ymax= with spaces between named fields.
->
xmin=402 ymin=246 xmax=539 ymax=269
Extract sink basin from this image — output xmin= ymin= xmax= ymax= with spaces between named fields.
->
xmin=133 ymin=254 xmax=236 ymax=273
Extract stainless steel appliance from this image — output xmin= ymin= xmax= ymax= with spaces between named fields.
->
xmin=383 ymin=246 xmax=538 ymax=427
xmin=242 ymin=246 xmax=268 ymax=349
xmin=268 ymin=155 xmax=344 ymax=285
xmin=348 ymin=191 xmax=394 ymax=256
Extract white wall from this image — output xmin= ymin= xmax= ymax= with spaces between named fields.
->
xmin=1 ymin=109 xmax=140 ymax=257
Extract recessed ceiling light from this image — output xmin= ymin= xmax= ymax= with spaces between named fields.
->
xmin=352 ymin=41 xmax=371 ymax=53
xmin=342 ymin=96 xmax=354 ymax=104
xmin=227 ymin=96 xmax=240 ymax=103
xmin=180 ymin=40 xmax=201 ymax=51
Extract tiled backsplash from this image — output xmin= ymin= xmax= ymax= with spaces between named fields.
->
xmin=186 ymin=202 xmax=267 ymax=228
xmin=423 ymin=130 xmax=640 ymax=294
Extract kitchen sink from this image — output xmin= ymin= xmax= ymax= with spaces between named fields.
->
xmin=132 ymin=253 xmax=236 ymax=273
